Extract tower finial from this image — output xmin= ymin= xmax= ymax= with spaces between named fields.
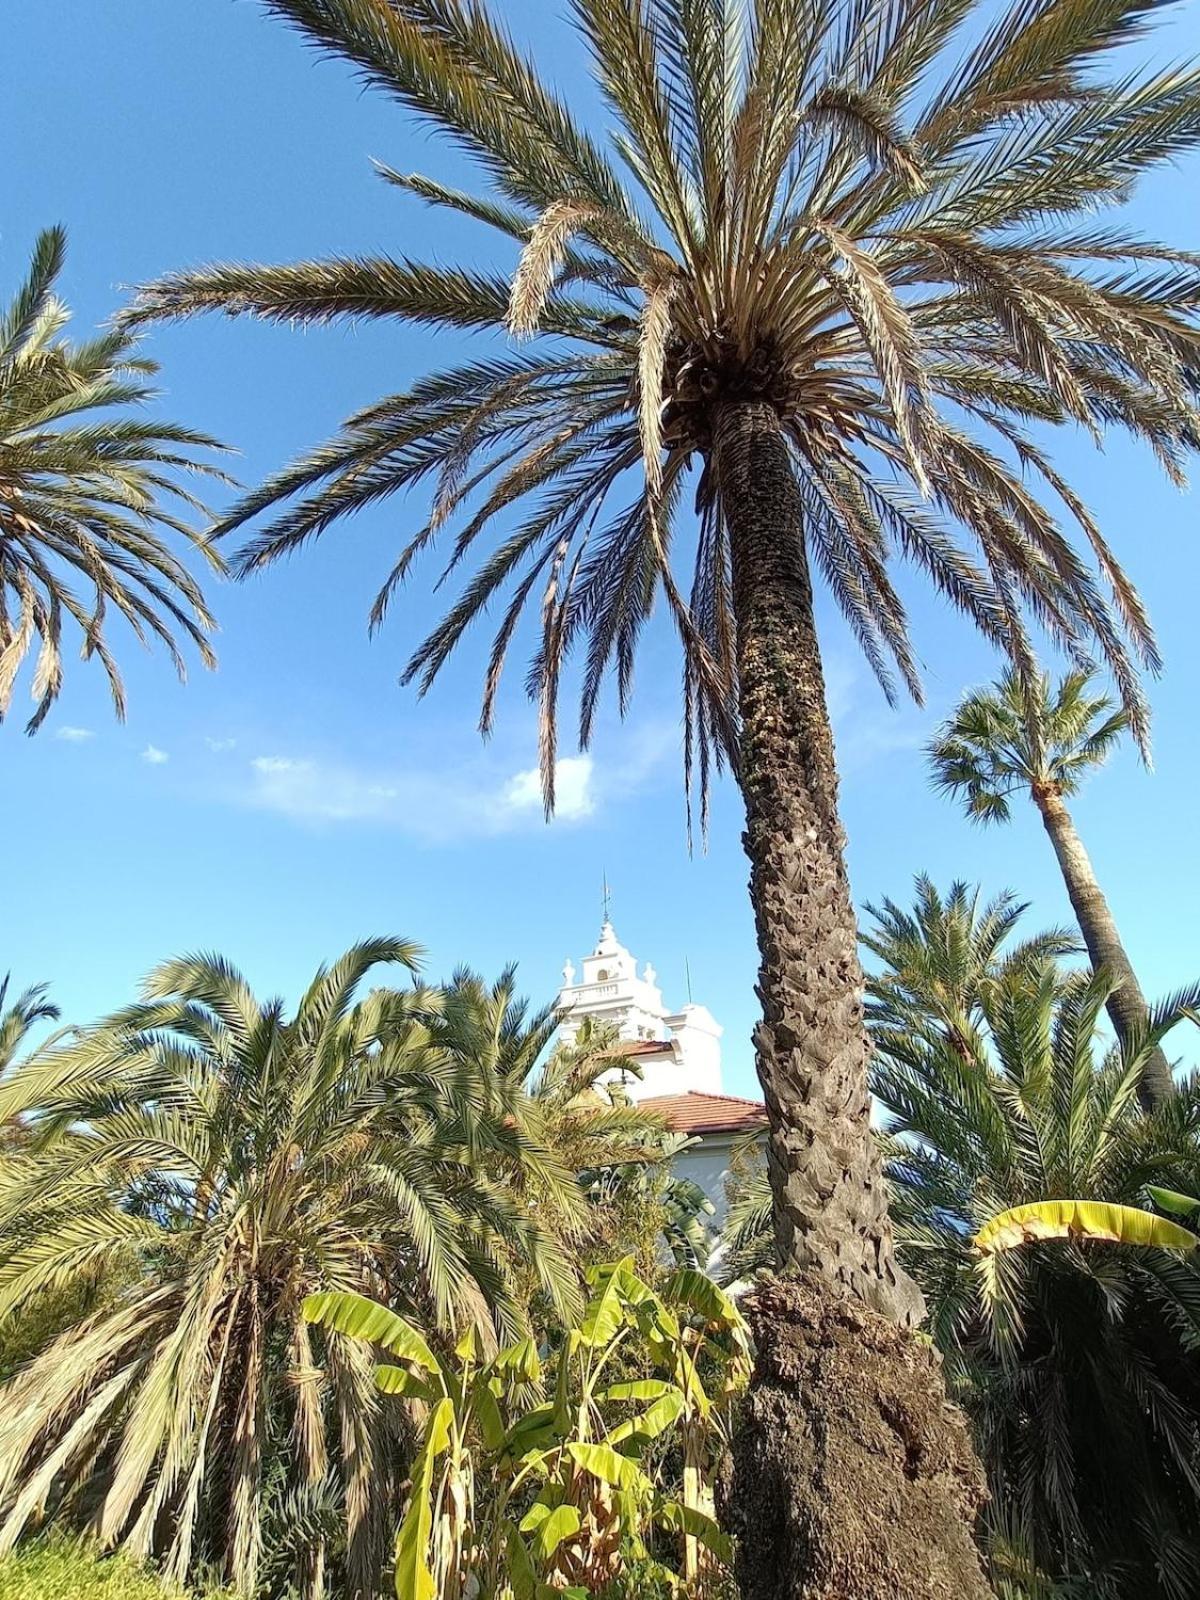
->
xmin=601 ymin=870 xmax=612 ymax=926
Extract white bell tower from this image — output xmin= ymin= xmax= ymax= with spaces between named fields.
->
xmin=556 ymin=895 xmax=724 ymax=1101
xmin=556 ymin=918 xmax=670 ymax=1046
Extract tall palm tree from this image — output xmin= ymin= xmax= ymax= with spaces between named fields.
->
xmin=0 ymin=228 xmax=225 ymax=732
xmin=128 ymin=2 xmax=1200 ymax=1585
xmin=720 ymin=879 xmax=1075 ymax=1280
xmin=874 ymin=956 xmax=1200 ymax=1599
xmin=0 ymin=942 xmax=578 ymax=1597
xmin=929 ymin=669 xmax=1174 ymax=1109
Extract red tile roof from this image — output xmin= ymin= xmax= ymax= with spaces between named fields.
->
xmin=612 ymin=1039 xmax=675 ymax=1057
xmin=640 ymin=1091 xmax=767 ymax=1135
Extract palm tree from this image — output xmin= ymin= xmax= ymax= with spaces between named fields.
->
xmin=434 ymin=968 xmax=699 ymax=1266
xmin=874 ymin=956 xmax=1200 ymax=1599
xmin=720 ymin=879 xmax=1075 ymax=1280
xmin=0 ymin=228 xmax=226 ymax=732
xmin=929 ymin=669 xmax=1174 ymax=1109
xmin=127 ymin=2 xmax=1200 ymax=1584
xmin=0 ymin=941 xmax=579 ymax=1598
xmin=0 ymin=976 xmax=59 ymax=1077
xmin=862 ymin=875 xmax=1077 ymax=1061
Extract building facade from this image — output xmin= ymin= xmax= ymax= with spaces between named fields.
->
xmin=557 ymin=917 xmax=765 ymax=1225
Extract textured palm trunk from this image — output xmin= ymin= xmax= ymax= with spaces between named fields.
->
xmin=1035 ymin=786 xmax=1173 ymax=1111
xmin=714 ymin=401 xmax=989 ymax=1600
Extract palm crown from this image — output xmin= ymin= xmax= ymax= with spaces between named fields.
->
xmin=0 ymin=941 xmax=583 ymax=1593
xmin=0 ymin=976 xmax=60 ymax=1078
xmin=928 ymin=668 xmax=1129 ymax=823
xmin=862 ymin=874 xmax=1078 ymax=1050
xmin=0 ymin=228 xmax=225 ymax=732
xmin=128 ymin=0 xmax=1200 ymax=807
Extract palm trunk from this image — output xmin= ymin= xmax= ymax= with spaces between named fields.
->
xmin=1034 ymin=786 xmax=1173 ymax=1111
xmin=714 ymin=401 xmax=988 ymax=1600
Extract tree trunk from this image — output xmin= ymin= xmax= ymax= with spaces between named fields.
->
xmin=713 ymin=400 xmax=989 ymax=1600
xmin=1034 ymin=786 xmax=1173 ymax=1111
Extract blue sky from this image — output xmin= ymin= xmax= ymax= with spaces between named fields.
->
xmin=4 ymin=0 xmax=1200 ymax=1096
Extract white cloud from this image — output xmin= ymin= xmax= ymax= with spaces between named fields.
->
xmin=142 ymin=744 xmax=169 ymax=766
xmin=205 ymin=736 xmax=237 ymax=753
xmin=54 ymin=726 xmax=94 ymax=743
xmin=241 ymin=749 xmax=611 ymax=838
xmin=503 ymin=755 xmax=595 ymax=821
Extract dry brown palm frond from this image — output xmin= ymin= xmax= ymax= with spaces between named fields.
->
xmin=508 ymin=200 xmax=602 ymax=336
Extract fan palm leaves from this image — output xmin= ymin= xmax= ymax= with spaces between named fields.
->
xmin=876 ymin=960 xmax=1200 ymax=1598
xmin=929 ymin=669 xmax=1175 ymax=1107
xmin=0 ymin=941 xmax=579 ymax=1597
xmin=0 ymin=228 xmax=226 ymax=732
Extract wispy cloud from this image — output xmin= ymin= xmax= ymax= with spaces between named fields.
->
xmin=205 ymin=736 xmax=237 ymax=753
xmin=142 ymin=744 xmax=170 ymax=766
xmin=54 ymin=726 xmax=94 ymax=743
xmin=824 ymin=653 xmax=928 ymax=776
xmin=239 ymin=740 xmax=656 ymax=840
xmin=503 ymin=756 xmax=594 ymax=821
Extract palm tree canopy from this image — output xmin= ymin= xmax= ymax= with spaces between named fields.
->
xmin=874 ymin=957 xmax=1200 ymax=1596
xmin=128 ymin=0 xmax=1200 ymax=806
xmin=928 ymin=668 xmax=1130 ymax=823
xmin=0 ymin=228 xmax=227 ymax=732
xmin=862 ymin=874 xmax=1078 ymax=1043
xmin=0 ymin=941 xmax=583 ymax=1593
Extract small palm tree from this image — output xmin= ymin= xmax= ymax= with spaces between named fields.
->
xmin=434 ymin=969 xmax=693 ymax=1264
xmin=0 ymin=942 xmax=578 ymax=1597
xmin=875 ymin=958 xmax=1200 ymax=1598
xmin=0 ymin=228 xmax=226 ymax=732
xmin=862 ymin=875 xmax=1077 ymax=1061
xmin=128 ymin=2 xmax=1200 ymax=1585
xmin=929 ymin=669 xmax=1173 ymax=1109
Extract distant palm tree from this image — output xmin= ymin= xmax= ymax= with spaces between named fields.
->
xmin=929 ymin=670 xmax=1174 ymax=1109
xmin=875 ymin=956 xmax=1200 ymax=1599
xmin=862 ymin=875 xmax=1078 ymax=1061
xmin=0 ymin=942 xmax=578 ymax=1597
xmin=434 ymin=968 xmax=698 ymax=1262
xmin=128 ymin=2 xmax=1200 ymax=1586
xmin=0 ymin=976 xmax=59 ymax=1076
xmin=0 ymin=227 xmax=224 ymax=733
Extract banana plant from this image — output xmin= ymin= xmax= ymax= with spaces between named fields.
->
xmin=302 ymin=1289 xmax=537 ymax=1600
xmin=974 ymin=1200 xmax=1199 ymax=1256
xmin=302 ymin=1259 xmax=748 ymax=1599
xmin=498 ymin=1258 xmax=748 ymax=1595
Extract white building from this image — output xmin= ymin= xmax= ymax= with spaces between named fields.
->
xmin=557 ymin=917 xmax=765 ymax=1224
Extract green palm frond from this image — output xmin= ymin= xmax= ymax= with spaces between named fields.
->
xmin=125 ymin=0 xmax=1200 ymax=813
xmin=0 ymin=229 xmax=228 ymax=733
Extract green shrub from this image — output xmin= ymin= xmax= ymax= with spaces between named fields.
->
xmin=0 ymin=1540 xmax=229 ymax=1600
